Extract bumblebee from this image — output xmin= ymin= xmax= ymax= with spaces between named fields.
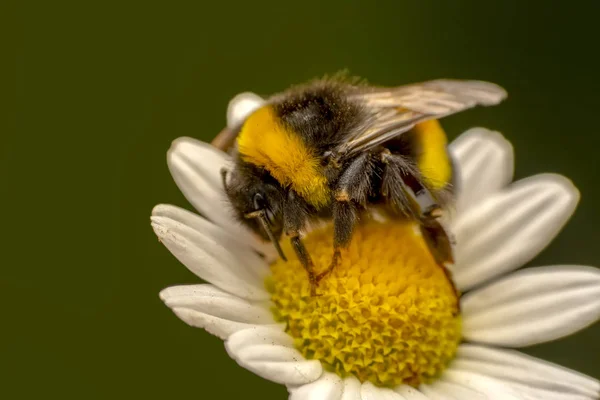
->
xmin=217 ymin=77 xmax=506 ymax=295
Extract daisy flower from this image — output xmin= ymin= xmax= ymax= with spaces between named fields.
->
xmin=152 ymin=93 xmax=600 ymax=399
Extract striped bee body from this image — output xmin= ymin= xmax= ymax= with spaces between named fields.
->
xmin=222 ymin=77 xmax=506 ymax=295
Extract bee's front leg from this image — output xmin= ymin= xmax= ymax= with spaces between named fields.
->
xmin=288 ymin=233 xmax=318 ymax=296
xmin=315 ymin=195 xmax=356 ymax=283
xmin=284 ymin=191 xmax=319 ymax=295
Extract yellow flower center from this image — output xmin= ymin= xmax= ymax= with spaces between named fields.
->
xmin=266 ymin=221 xmax=461 ymax=387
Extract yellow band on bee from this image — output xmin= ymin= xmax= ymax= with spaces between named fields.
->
xmin=237 ymin=106 xmax=331 ymax=208
xmin=414 ymin=120 xmax=452 ymax=190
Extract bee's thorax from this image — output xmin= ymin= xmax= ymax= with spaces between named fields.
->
xmin=236 ymin=105 xmax=331 ymax=208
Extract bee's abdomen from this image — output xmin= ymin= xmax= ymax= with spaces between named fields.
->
xmin=384 ymin=120 xmax=453 ymax=192
xmin=411 ymin=120 xmax=453 ymax=191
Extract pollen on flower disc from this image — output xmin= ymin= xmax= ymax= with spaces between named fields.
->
xmin=267 ymin=221 xmax=461 ymax=387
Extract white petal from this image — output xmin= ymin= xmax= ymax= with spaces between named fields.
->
xmin=168 ymin=307 xmax=259 ymax=339
xmin=232 ymin=345 xmax=322 ymax=385
xmin=166 ymin=136 xmax=274 ymax=256
xmin=170 ymin=136 xmax=229 ymax=193
xmin=414 ymin=384 xmax=450 ymax=400
xmin=226 ymin=92 xmax=265 ymax=130
xmin=421 ymin=380 xmax=486 ymax=400
xmin=341 ymin=376 xmax=361 ymax=400
xmin=452 ymin=344 xmax=600 ymax=399
xmin=394 ymin=385 xmax=430 ymax=400
xmin=225 ymin=325 xmax=293 ymax=355
xmin=438 ymin=369 xmax=522 ymax=400
xmin=452 ymin=174 xmax=579 ymax=290
xmin=462 ymin=265 xmax=600 ymax=346
xmin=160 ymin=284 xmax=275 ymax=325
xmin=153 ymin=204 xmax=269 ymax=279
xmin=449 ymin=128 xmax=514 ymax=214
xmin=504 ymin=386 xmax=592 ymax=400
xmin=289 ymin=372 xmax=343 ymax=400
xmin=362 ymin=382 xmax=407 ymax=400
xmin=151 ymin=213 xmax=269 ymax=300
xmin=225 ymin=326 xmax=322 ymax=386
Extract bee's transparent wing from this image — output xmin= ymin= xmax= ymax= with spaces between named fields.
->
xmin=337 ymin=79 xmax=507 ymax=157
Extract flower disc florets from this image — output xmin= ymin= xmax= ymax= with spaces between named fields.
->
xmin=268 ymin=221 xmax=461 ymax=387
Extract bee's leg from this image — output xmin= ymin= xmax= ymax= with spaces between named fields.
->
xmin=419 ymin=209 xmax=459 ymax=313
xmin=419 ymin=211 xmax=455 ymax=266
xmin=381 ymin=151 xmax=458 ymax=309
xmin=402 ymin=180 xmax=455 ymax=267
xmin=380 ymin=150 xmax=454 ymax=266
xmin=317 ymin=153 xmax=374 ymax=282
xmin=315 ymin=196 xmax=357 ymax=283
xmin=288 ymin=233 xmax=319 ymax=296
xmin=283 ymin=191 xmax=319 ymax=295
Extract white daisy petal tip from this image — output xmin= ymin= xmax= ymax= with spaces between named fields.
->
xmin=453 ymin=171 xmax=581 ymax=290
xmin=167 ymin=135 xmax=230 ymax=166
xmin=165 ymin=135 xmax=229 ymax=216
xmin=226 ymin=92 xmax=265 ymax=130
xmin=150 ymin=216 xmax=270 ymax=301
xmin=288 ymin=372 xmax=344 ymax=400
xmin=455 ymin=126 xmax=511 ymax=145
xmin=434 ymin=369 xmax=523 ymax=400
xmin=450 ymin=127 xmax=515 ymax=214
xmin=168 ymin=307 xmax=248 ymax=339
xmin=361 ymin=382 xmax=405 ymax=400
xmin=225 ymin=325 xmax=292 ymax=355
xmin=158 ymin=286 xmax=172 ymax=303
xmin=159 ymin=284 xmax=275 ymax=324
xmin=340 ymin=376 xmax=362 ymax=400
xmin=159 ymin=284 xmax=278 ymax=340
xmin=152 ymin=204 xmax=166 ymax=218
xmin=462 ymin=265 xmax=600 ymax=347
xmin=520 ymin=172 xmax=579 ymax=207
xmin=166 ymin=136 xmax=233 ymax=200
xmin=394 ymin=385 xmax=429 ymax=400
xmin=225 ymin=327 xmax=322 ymax=386
xmin=468 ymin=127 xmax=515 ymax=168
xmin=150 ymin=203 xmax=269 ymax=269
xmin=152 ymin=203 xmax=186 ymax=221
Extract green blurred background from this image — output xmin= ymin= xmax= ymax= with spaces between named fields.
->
xmin=9 ymin=1 xmax=599 ymax=398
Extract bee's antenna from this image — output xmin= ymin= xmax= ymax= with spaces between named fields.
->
xmin=245 ymin=210 xmax=287 ymax=261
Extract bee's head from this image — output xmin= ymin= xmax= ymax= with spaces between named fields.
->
xmin=221 ymin=163 xmax=287 ymax=260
